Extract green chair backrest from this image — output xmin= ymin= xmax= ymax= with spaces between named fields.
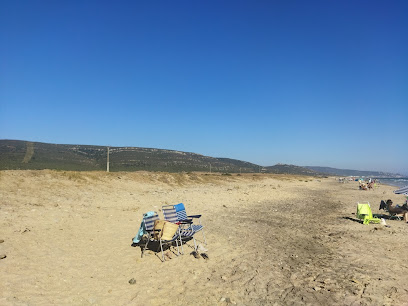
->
xmin=357 ymin=203 xmax=373 ymax=220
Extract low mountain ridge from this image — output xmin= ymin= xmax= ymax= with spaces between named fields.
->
xmin=0 ymin=140 xmax=261 ymax=173
xmin=265 ymin=164 xmax=321 ymax=176
xmin=3 ymin=140 xmax=398 ymax=177
xmin=305 ymin=166 xmax=403 ymax=178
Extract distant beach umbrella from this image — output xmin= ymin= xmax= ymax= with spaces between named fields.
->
xmin=394 ymin=185 xmax=408 ymax=195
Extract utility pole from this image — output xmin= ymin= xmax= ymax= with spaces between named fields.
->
xmin=209 ymin=163 xmax=212 ymax=173
xmin=107 ymin=147 xmax=110 ymax=172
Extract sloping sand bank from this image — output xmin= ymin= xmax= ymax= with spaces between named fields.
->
xmin=1 ymin=171 xmax=407 ymax=305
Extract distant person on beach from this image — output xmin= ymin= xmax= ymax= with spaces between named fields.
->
xmin=386 ymin=199 xmax=408 ymax=222
xmin=403 ymin=198 xmax=408 ymax=210
xmin=359 ymin=182 xmax=367 ymax=190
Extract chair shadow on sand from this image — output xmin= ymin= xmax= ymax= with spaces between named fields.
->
xmin=342 ymin=216 xmax=364 ymax=224
xmin=131 ymin=237 xmax=196 ymax=261
xmin=342 ymin=213 xmax=394 ymax=224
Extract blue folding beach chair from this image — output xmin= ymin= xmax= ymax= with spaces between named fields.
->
xmin=162 ymin=205 xmax=201 ymax=251
xmin=175 ymin=203 xmax=205 ymax=238
xmin=162 ymin=203 xmax=207 ymax=247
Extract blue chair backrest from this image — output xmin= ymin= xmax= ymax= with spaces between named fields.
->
xmin=174 ymin=203 xmax=188 ymax=220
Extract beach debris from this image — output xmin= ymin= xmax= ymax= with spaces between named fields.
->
xmin=197 ymin=244 xmax=208 ymax=253
xmin=128 ymin=278 xmax=137 ymax=285
xmin=201 ymin=253 xmax=209 ymax=260
xmin=220 ymin=297 xmax=230 ymax=302
xmin=0 ymin=239 xmax=4 ymax=243
xmin=22 ymin=228 xmax=30 ymax=233
xmin=0 ymin=254 xmax=6 ymax=260
xmin=165 ymin=251 xmax=173 ymax=260
xmin=219 ymin=297 xmax=235 ymax=304
xmin=190 ymin=251 xmax=200 ymax=259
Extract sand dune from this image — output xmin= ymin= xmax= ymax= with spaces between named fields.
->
xmin=1 ymin=170 xmax=407 ymax=305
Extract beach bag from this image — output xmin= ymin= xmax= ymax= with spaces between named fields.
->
xmin=153 ymin=220 xmax=166 ymax=239
xmin=161 ymin=222 xmax=179 ymax=241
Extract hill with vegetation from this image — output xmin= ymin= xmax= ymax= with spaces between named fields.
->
xmin=0 ymin=140 xmax=325 ymax=176
xmin=0 ymin=140 xmax=263 ymax=173
xmin=265 ymin=164 xmax=321 ymax=176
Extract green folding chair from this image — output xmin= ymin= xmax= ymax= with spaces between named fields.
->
xmin=357 ymin=202 xmax=381 ymax=225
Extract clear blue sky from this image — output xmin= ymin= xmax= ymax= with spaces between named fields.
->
xmin=1 ymin=1 xmax=407 ymax=174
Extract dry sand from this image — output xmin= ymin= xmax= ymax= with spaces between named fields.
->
xmin=1 ymin=170 xmax=408 ymax=305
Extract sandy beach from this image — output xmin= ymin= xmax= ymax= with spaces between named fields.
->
xmin=1 ymin=170 xmax=408 ymax=305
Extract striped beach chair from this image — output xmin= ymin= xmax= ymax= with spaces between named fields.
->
xmin=141 ymin=212 xmax=182 ymax=262
xmin=174 ymin=203 xmax=206 ymax=244
xmin=162 ymin=205 xmax=200 ymax=251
